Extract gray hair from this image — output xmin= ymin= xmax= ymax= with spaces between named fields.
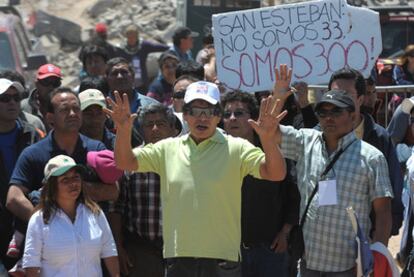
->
xmin=137 ymin=103 xmax=176 ymax=128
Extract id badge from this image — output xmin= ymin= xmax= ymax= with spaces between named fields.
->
xmin=318 ymin=179 xmax=338 ymax=206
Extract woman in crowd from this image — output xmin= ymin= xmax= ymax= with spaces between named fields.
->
xmin=22 ymin=155 xmax=119 ymax=277
xmin=393 ymin=44 xmax=414 ymax=85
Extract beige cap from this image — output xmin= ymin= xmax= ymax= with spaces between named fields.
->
xmin=79 ymin=89 xmax=106 ymax=111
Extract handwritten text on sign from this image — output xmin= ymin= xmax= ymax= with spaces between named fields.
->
xmin=212 ymin=0 xmax=382 ymax=92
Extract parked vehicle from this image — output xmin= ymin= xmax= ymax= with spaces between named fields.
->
xmin=0 ymin=5 xmax=47 ymax=91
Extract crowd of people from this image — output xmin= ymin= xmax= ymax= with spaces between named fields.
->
xmin=1 ymin=20 xmax=414 ymax=277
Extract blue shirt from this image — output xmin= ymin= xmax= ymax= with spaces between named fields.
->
xmin=166 ymin=46 xmax=193 ymax=63
xmin=10 ymin=132 xmax=106 ymax=191
xmin=102 ymin=127 xmax=116 ymax=150
xmin=0 ymin=121 xmax=20 ymax=178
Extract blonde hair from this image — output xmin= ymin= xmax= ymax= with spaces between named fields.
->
xmin=124 ymin=24 xmax=139 ymax=37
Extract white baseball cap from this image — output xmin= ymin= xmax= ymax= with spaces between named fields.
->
xmin=43 ymin=155 xmax=83 ymax=182
xmin=79 ymin=89 xmax=106 ymax=111
xmin=184 ymin=81 xmax=220 ymax=105
xmin=0 ymin=78 xmax=24 ymax=95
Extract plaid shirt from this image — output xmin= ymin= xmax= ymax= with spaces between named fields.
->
xmin=112 ymin=171 xmax=162 ymax=241
xmin=280 ymin=126 xmax=393 ymax=272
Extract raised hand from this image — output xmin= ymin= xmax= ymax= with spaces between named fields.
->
xmin=248 ymin=96 xmax=287 ymax=140
xmin=103 ymin=91 xmax=137 ymax=131
xmin=273 ymin=64 xmax=294 ymax=101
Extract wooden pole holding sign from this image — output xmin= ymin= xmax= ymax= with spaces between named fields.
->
xmin=212 ymin=0 xmax=382 ymax=93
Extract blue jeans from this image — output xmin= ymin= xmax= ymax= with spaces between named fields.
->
xmin=241 ymin=244 xmax=289 ymax=277
xmin=165 ymin=257 xmax=241 ymax=277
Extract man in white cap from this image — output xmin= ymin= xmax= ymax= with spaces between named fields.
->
xmin=105 ymin=81 xmax=286 ymax=277
xmin=0 ymin=78 xmax=42 ymax=269
xmin=79 ymin=89 xmax=115 ymax=150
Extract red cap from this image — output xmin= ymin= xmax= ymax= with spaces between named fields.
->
xmin=87 ymin=150 xmax=123 ymax=184
xmin=95 ymin=23 xmax=107 ymax=34
xmin=36 ymin=64 xmax=62 ymax=80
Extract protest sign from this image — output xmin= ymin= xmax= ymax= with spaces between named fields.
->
xmin=212 ymin=0 xmax=382 ymax=92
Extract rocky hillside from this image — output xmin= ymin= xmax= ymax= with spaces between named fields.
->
xmin=19 ymin=0 xmax=177 ymax=86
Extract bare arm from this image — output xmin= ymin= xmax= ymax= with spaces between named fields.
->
xmin=103 ymin=256 xmax=120 ymax=277
xmin=372 ymin=197 xmax=392 ymax=246
xmin=6 ymin=184 xmax=33 ymax=222
xmin=84 ymin=182 xmax=119 ymax=202
xmin=104 ymin=92 xmax=138 ymax=171
xmin=249 ymin=96 xmax=287 ymax=181
xmin=107 ymin=212 xmax=132 ymax=275
xmin=25 ymin=267 xmax=41 ymax=277
xmin=271 ymin=223 xmax=292 ymax=253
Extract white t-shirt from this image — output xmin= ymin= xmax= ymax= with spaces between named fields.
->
xmin=23 ymin=204 xmax=117 ymax=277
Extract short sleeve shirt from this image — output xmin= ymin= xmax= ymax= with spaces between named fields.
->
xmin=10 ymin=132 xmax=106 ymax=191
xmin=280 ymin=125 xmax=393 ymax=272
xmin=133 ymin=130 xmax=265 ymax=261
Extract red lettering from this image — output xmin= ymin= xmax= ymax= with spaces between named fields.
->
xmin=239 ymin=53 xmax=255 ymax=88
xmin=292 ymin=44 xmax=312 ymax=79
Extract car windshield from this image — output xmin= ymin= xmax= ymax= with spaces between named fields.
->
xmin=0 ymin=32 xmax=16 ymax=70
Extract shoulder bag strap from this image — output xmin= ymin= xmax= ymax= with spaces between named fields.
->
xmin=299 ymin=139 xmax=356 ymax=227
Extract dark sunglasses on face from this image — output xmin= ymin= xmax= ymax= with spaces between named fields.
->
xmin=316 ymin=107 xmax=347 ymax=118
xmin=108 ymin=69 xmax=131 ymax=77
xmin=38 ymin=78 xmax=61 ymax=88
xmin=173 ymin=90 xmax=185 ymax=99
xmin=0 ymin=93 xmax=21 ymax=103
xmin=186 ymin=106 xmax=220 ymax=117
xmin=223 ymin=109 xmax=250 ymax=119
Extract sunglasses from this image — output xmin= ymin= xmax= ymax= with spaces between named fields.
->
xmin=186 ymin=107 xmax=220 ymax=117
xmin=108 ymin=69 xmax=131 ymax=77
xmin=223 ymin=109 xmax=250 ymax=119
xmin=173 ymin=90 xmax=185 ymax=99
xmin=38 ymin=78 xmax=61 ymax=88
xmin=0 ymin=93 xmax=21 ymax=103
xmin=316 ymin=107 xmax=347 ymax=118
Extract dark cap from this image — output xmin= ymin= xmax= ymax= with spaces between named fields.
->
xmin=158 ymin=52 xmax=179 ymax=68
xmin=173 ymin=27 xmax=199 ymax=41
xmin=315 ymin=89 xmax=355 ymax=112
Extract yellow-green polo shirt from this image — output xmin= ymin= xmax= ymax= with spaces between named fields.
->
xmin=133 ymin=130 xmax=265 ymax=261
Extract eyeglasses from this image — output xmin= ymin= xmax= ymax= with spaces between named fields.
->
xmin=108 ymin=69 xmax=132 ymax=78
xmin=223 ymin=109 xmax=250 ymax=119
xmin=143 ymin=120 xmax=168 ymax=128
xmin=316 ymin=107 xmax=347 ymax=118
xmin=0 ymin=93 xmax=21 ymax=103
xmin=186 ymin=107 xmax=219 ymax=117
xmin=173 ymin=90 xmax=185 ymax=99
xmin=38 ymin=78 xmax=61 ymax=88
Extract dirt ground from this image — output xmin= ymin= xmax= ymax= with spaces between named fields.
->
xmin=389 ymin=227 xmax=403 ymax=271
